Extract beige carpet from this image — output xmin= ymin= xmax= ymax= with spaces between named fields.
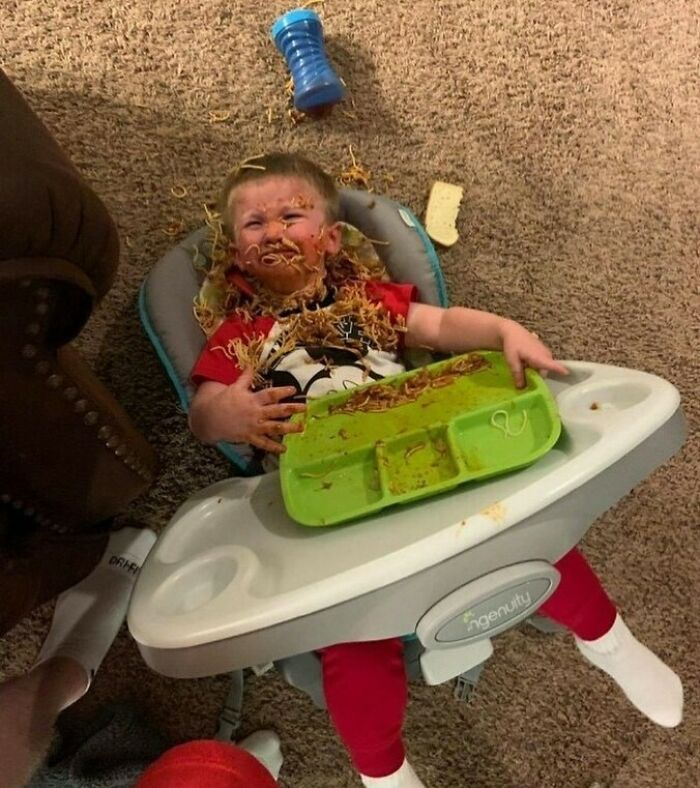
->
xmin=1 ymin=1 xmax=699 ymax=785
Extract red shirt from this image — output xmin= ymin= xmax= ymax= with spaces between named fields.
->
xmin=191 ymin=280 xmax=417 ymax=401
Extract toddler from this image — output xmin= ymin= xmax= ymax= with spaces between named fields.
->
xmin=189 ymin=152 xmax=683 ymax=787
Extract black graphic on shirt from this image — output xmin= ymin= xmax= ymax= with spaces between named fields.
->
xmin=265 ymin=314 xmax=400 ymax=402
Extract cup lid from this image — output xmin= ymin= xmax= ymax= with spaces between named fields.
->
xmin=271 ymin=9 xmax=320 ymax=41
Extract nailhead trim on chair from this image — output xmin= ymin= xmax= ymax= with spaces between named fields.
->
xmin=2 ymin=493 xmax=58 ymax=530
xmin=15 ymin=282 xmax=154 ymax=490
xmin=3 ymin=277 xmax=155 ymax=535
xmin=9 ymin=283 xmax=69 ymax=531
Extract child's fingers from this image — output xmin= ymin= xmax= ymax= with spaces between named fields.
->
xmin=537 ymin=358 xmax=569 ymax=376
xmin=258 ymin=419 xmax=304 ymax=436
xmin=249 ymin=433 xmax=287 ymax=454
xmin=504 ymin=349 xmax=526 ymax=388
xmin=258 ymin=385 xmax=299 ymax=404
xmin=263 ymin=402 xmax=306 ymax=419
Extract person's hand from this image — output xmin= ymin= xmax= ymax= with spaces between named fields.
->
xmin=500 ymin=320 xmax=569 ymax=388
xmin=193 ymin=369 xmax=306 ymax=453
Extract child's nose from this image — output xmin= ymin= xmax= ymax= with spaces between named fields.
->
xmin=264 ymin=219 xmax=285 ymax=242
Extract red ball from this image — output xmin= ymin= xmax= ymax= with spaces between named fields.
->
xmin=136 ymin=740 xmax=277 ymax=787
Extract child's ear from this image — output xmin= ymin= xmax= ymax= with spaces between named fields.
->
xmin=324 ymin=222 xmax=343 ymax=255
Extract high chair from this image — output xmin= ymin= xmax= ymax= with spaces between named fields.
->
xmin=128 ymin=189 xmax=685 ymax=744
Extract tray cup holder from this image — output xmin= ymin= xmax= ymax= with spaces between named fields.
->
xmin=566 ymin=381 xmax=651 ymax=413
xmin=153 ymin=553 xmax=242 ymax=616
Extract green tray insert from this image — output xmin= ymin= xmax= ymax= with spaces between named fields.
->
xmin=280 ymin=351 xmax=561 ymax=526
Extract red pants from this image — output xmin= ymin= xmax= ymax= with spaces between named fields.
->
xmin=319 ymin=547 xmax=617 ymax=777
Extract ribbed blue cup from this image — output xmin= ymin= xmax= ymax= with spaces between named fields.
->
xmin=271 ymin=9 xmax=345 ymax=112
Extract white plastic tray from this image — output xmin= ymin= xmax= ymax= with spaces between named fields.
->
xmin=129 ymin=361 xmax=680 ymax=652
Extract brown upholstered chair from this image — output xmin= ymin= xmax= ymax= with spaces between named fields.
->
xmin=0 ymin=69 xmax=157 ymax=634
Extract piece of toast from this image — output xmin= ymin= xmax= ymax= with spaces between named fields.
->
xmin=425 ymin=181 xmax=464 ymax=247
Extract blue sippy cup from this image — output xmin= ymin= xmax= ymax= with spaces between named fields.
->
xmin=271 ymin=8 xmax=345 ymax=113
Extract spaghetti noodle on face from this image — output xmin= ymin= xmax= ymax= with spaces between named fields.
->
xmin=193 ymin=156 xmax=407 ymax=390
xmin=228 ymin=176 xmax=342 ymax=296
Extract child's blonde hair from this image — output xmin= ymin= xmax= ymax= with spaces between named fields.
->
xmin=219 ymin=152 xmax=341 ymax=235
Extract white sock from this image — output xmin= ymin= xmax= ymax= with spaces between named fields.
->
xmin=237 ymin=730 xmax=283 ymax=780
xmin=34 ymin=526 xmax=156 ymax=705
xmin=361 ymin=759 xmax=426 ymax=788
xmin=575 ymin=613 xmax=683 ymax=728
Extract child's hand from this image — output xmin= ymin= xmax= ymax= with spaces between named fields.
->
xmin=190 ymin=370 xmax=306 ymax=453
xmin=500 ymin=321 xmax=569 ymax=388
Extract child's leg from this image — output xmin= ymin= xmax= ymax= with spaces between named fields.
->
xmin=538 ymin=547 xmax=617 ymax=639
xmin=319 ymin=639 xmax=424 ymax=787
xmin=539 ymin=548 xmax=683 ymax=727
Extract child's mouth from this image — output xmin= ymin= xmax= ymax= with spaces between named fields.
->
xmin=260 ymin=251 xmax=296 ymax=267
xmin=259 ymin=243 xmax=304 ymax=268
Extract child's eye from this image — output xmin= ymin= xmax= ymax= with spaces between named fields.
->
xmin=244 ymin=220 xmax=262 ymax=228
xmin=283 ymin=213 xmax=302 ymax=221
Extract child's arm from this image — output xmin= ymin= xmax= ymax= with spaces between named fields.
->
xmin=405 ymin=302 xmax=568 ymax=387
xmin=189 ymin=369 xmax=306 ymax=454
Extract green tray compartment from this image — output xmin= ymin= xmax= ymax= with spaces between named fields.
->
xmin=376 ymin=425 xmax=464 ymax=499
xmin=449 ymin=392 xmax=553 ymax=477
xmin=283 ymin=448 xmax=384 ymax=526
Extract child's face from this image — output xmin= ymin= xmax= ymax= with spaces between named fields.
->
xmin=228 ymin=176 xmax=341 ymax=295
